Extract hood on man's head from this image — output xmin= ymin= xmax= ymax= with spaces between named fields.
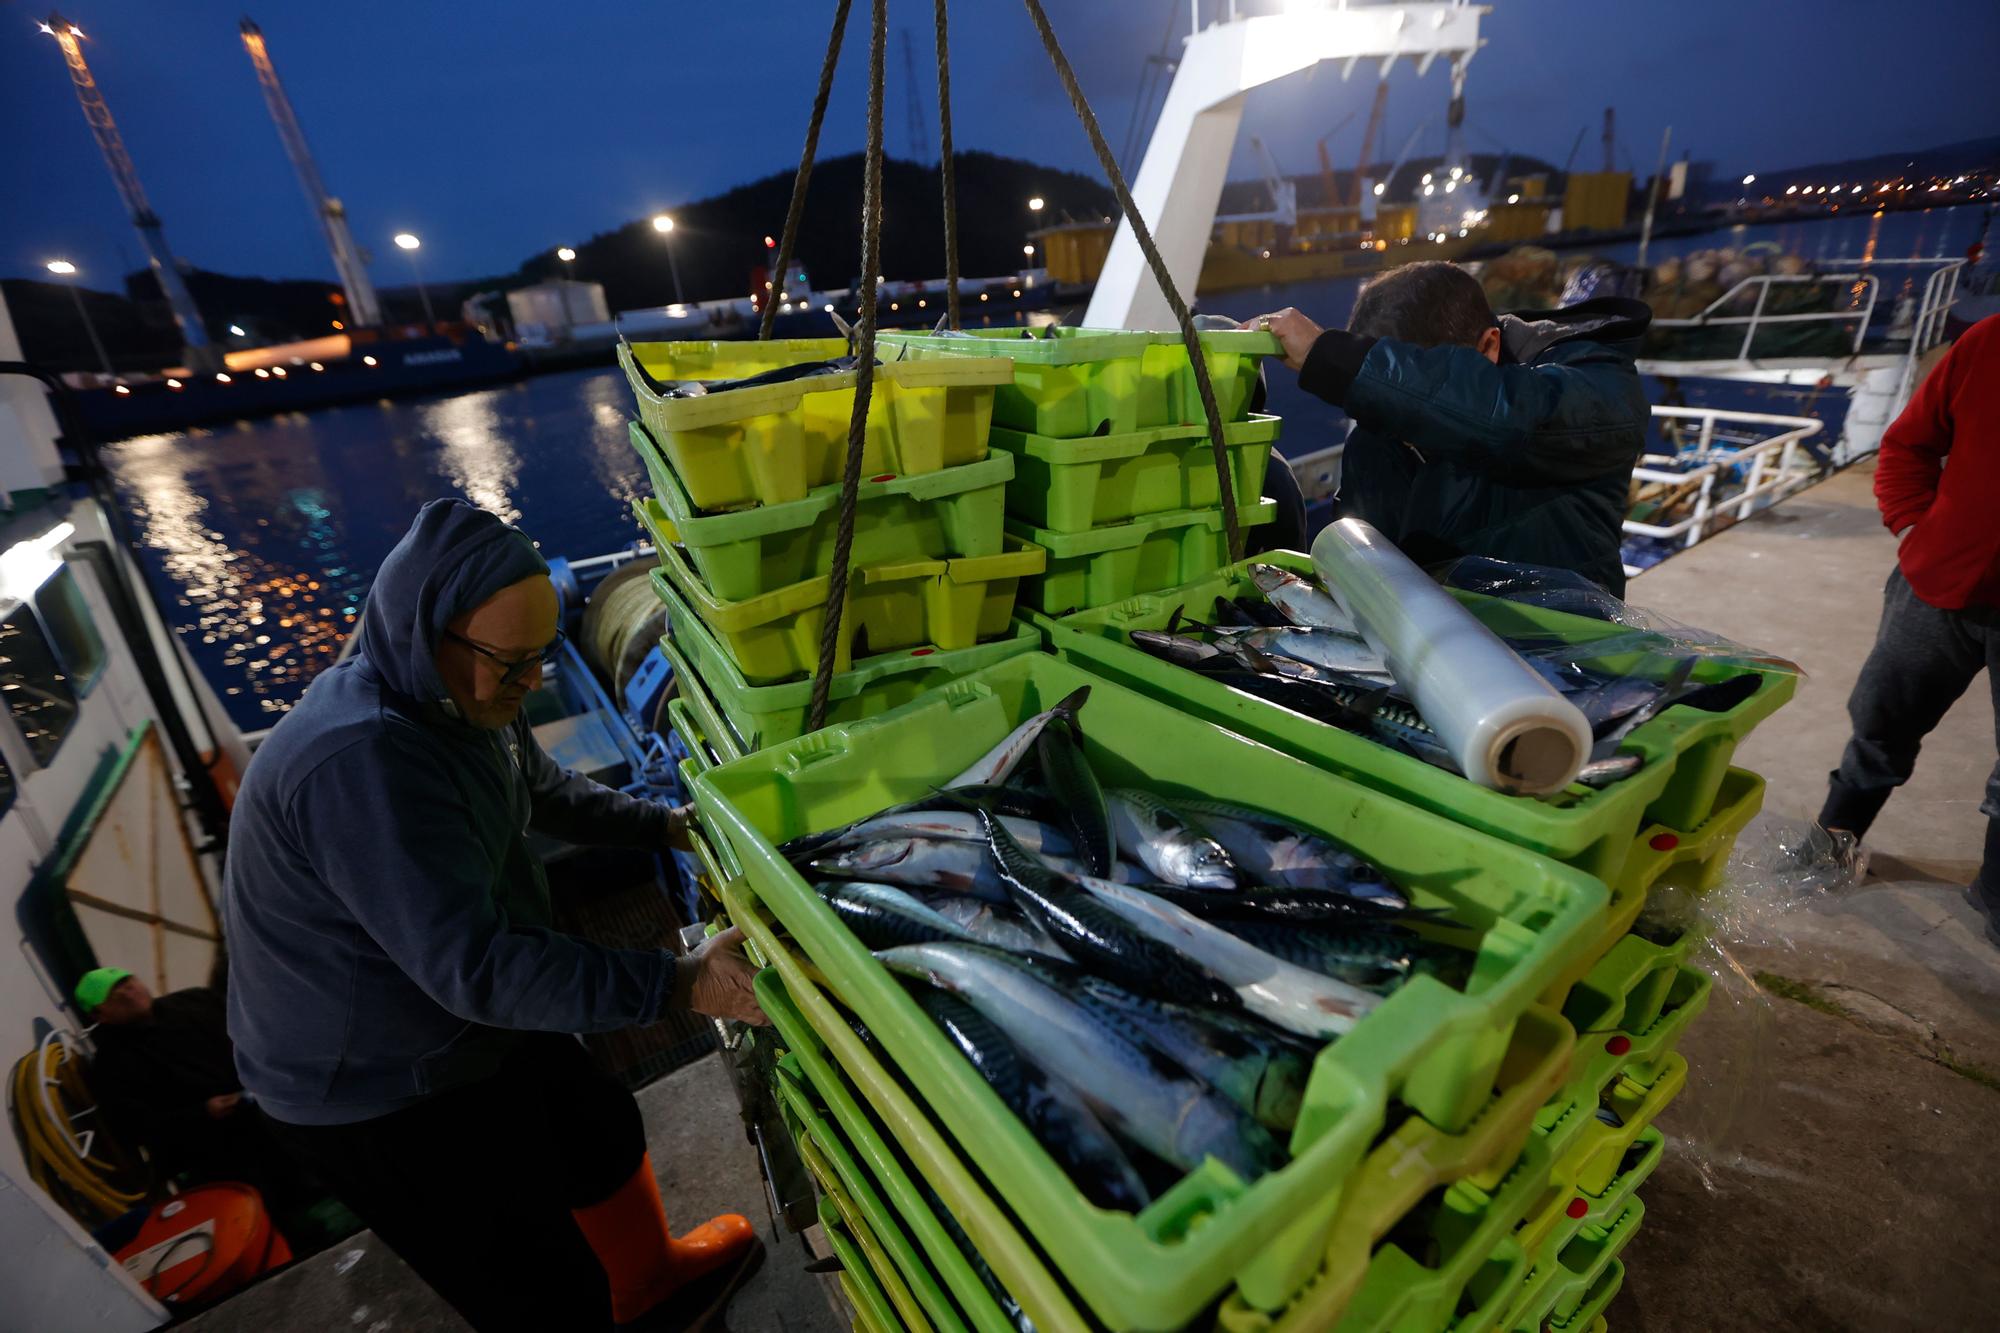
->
xmin=356 ymin=499 xmax=549 ymax=703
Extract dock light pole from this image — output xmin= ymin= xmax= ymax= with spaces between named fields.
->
xmin=45 ymin=259 xmax=114 ymax=378
xmin=651 ymin=214 xmax=686 ymax=306
xmin=392 ymin=231 xmax=436 ymax=332
xmin=556 ymin=247 xmax=578 ymax=336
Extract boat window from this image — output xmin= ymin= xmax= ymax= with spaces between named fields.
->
xmin=33 ymin=567 xmax=107 ymax=697
xmin=0 ymin=603 xmax=82 ymax=767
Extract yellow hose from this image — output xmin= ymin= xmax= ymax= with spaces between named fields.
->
xmin=8 ymin=1040 xmax=148 ymax=1225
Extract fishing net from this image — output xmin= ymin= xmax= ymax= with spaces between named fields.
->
xmin=1635 ymin=811 xmax=1865 ymax=1193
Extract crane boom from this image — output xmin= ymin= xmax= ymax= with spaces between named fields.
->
xmin=1352 ymin=80 xmax=1389 ymax=208
xmin=240 ymin=18 xmax=383 ymax=328
xmin=43 ymin=13 xmax=213 ymax=361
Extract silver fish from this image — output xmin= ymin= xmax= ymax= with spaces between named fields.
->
xmin=808 ymin=810 xmax=1078 ymax=860
xmin=813 ymin=836 xmax=1125 ymax=902
xmin=1071 ymin=877 xmax=1381 ymax=1038
xmin=1129 ymin=629 xmax=1232 ymax=670
xmin=1216 ymin=626 xmax=1392 ymax=679
xmin=948 ymin=686 xmax=1091 ymax=787
xmin=877 ymin=943 xmax=1283 ymax=1178
xmin=1248 ymin=564 xmax=1361 ymax=636
xmin=1574 ymin=754 xmax=1645 ymax=788
xmin=1589 ymin=658 xmax=1697 ymax=760
xmin=816 ymin=881 xmax=977 ymax=949
xmin=1105 ymin=789 xmax=1238 ymax=890
xmin=1169 ymin=798 xmax=1408 ymax=908
xmin=927 ymin=894 xmax=1075 ymax=962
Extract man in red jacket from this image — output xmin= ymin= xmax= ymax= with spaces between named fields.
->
xmin=1819 ymin=315 xmax=2000 ymax=941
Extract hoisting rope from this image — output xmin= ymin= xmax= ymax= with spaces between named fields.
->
xmin=932 ymin=0 xmax=963 ymax=330
xmin=805 ymin=0 xmax=888 ymax=733
xmin=1020 ymin=0 xmax=1244 ymax=561
xmin=758 ymin=0 xmax=855 ymax=342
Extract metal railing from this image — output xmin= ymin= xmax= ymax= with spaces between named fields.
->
xmin=1648 ymin=271 xmax=1879 ymax=361
xmin=1623 ymin=405 xmax=1825 ymax=548
xmin=1285 ymin=403 xmax=1825 ymax=553
xmin=1645 ymin=256 xmax=1965 ymax=373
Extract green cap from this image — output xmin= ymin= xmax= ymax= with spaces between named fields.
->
xmin=74 ymin=967 xmax=133 ymax=1012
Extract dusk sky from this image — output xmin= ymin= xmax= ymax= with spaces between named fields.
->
xmin=6 ymin=0 xmax=1994 ymax=287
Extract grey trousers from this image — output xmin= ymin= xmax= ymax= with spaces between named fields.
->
xmin=1820 ymin=567 xmax=2000 ymax=885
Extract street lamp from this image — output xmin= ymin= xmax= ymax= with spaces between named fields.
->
xmin=556 ymin=246 xmax=577 ymax=263
xmin=45 ymin=260 xmax=113 ymax=378
xmin=393 ymin=232 xmax=437 ymax=333
xmin=650 ymin=214 xmax=686 ymax=305
xmin=1741 ymin=173 xmax=1756 ymax=187
xmin=1028 ymin=196 xmax=1045 ymax=212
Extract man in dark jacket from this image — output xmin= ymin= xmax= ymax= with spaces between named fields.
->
xmin=1247 ymin=260 xmax=1652 ymax=593
xmin=225 ymin=499 xmax=765 ymax=1331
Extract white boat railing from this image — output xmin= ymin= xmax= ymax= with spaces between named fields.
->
xmin=1623 ymin=405 xmax=1825 ymax=548
xmin=1648 ymin=271 xmax=1880 ymax=361
xmin=1286 ymin=402 xmax=1825 ymax=552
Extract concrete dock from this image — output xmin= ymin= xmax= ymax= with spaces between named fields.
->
xmin=1608 ymin=459 xmax=2000 ymax=1331
xmin=185 ymin=462 xmax=1997 ymax=1332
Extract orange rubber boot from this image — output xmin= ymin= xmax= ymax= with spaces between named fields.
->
xmin=572 ymin=1153 xmax=761 ymax=1325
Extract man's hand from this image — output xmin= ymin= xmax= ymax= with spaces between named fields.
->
xmin=665 ymin=802 xmax=695 ymax=853
xmin=686 ymin=926 xmax=768 ymax=1026
xmin=1243 ymin=308 xmax=1324 ymax=372
xmin=205 ymin=1093 xmax=242 ymax=1120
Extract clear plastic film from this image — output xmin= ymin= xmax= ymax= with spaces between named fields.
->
xmin=1634 ymin=811 xmax=1864 ymax=1192
xmin=1441 ymin=554 xmax=1804 ymax=677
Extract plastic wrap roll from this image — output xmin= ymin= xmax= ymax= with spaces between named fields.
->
xmin=1311 ymin=519 xmax=1590 ymax=794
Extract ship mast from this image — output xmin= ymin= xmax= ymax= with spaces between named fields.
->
xmin=40 ymin=13 xmax=216 ymax=368
xmin=239 ymin=17 xmax=383 ymax=328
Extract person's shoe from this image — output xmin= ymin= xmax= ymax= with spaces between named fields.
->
xmin=1964 ymin=881 xmax=2000 ymax=948
xmin=617 ymin=1218 xmax=765 ymax=1332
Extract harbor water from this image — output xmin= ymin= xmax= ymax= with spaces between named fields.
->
xmin=103 ymin=205 xmax=1988 ymax=730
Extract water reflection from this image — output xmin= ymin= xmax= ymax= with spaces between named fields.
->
xmin=104 ymin=366 xmax=653 ymax=727
xmin=422 ymin=388 xmax=523 ymax=524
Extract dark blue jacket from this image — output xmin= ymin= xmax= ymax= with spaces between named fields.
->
xmin=1300 ymin=297 xmax=1652 ymax=594
xmin=224 ymin=500 xmax=682 ymax=1125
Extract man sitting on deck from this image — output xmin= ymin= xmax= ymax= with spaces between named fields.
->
xmin=224 ymin=498 xmax=768 ymax=1332
xmin=78 ymin=967 xmax=323 ymax=1230
xmin=1247 ymin=260 xmax=1652 ymax=594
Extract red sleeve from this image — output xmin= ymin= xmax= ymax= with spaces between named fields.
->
xmin=1875 ymin=317 xmax=1997 ymax=533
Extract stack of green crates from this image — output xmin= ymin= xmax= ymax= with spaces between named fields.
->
xmin=1026 ymin=550 xmax=1797 ymax=1328
xmin=877 ymin=326 xmax=1284 ymax=616
xmin=689 ymin=652 xmax=1620 ymax=1331
xmin=618 ymin=338 xmax=1047 ymax=756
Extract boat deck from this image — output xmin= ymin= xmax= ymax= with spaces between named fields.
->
xmin=183 ymin=463 xmax=1998 ymax=1332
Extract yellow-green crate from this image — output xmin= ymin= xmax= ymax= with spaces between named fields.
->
xmin=620 ymin=339 xmax=1011 ymax=509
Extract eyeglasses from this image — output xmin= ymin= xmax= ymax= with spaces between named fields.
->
xmin=445 ymin=629 xmax=564 ymax=688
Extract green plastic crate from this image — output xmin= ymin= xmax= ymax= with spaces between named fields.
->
xmin=989 ymin=413 xmax=1279 ymax=533
xmin=1504 ymin=1135 xmax=1656 ymax=1333
xmin=1538 ymin=769 xmax=1763 ymax=1016
xmin=758 ymin=972 xmax=1022 ymax=1333
xmin=1548 ymin=1258 xmax=1624 ymax=1333
xmin=725 ymin=886 xmax=1092 ymax=1333
xmin=777 ymin=1059 xmax=966 ymax=1333
xmin=818 ymin=1194 xmax=911 ymax=1333
xmin=691 ymin=654 xmax=1609 ymax=1329
xmin=664 ymin=635 xmax=751 ymax=759
xmin=657 ymin=574 xmax=1042 ymax=752
xmin=649 ymin=533 xmax=1042 ymax=684
xmin=619 ymin=340 xmax=1011 ymax=510
xmin=632 ymin=421 xmax=1015 ymax=600
xmin=1036 ymin=550 xmax=1798 ymax=882
xmin=1214 ymin=1010 xmax=1568 ymax=1333
xmin=1009 ymin=501 xmax=1276 ymax=616
xmin=878 ymin=326 xmax=1279 ymax=438
xmin=794 ymin=1117 xmax=936 ymax=1333
xmin=1542 ymin=1198 xmax=1641 ymax=1329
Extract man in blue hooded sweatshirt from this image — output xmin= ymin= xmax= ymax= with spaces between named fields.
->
xmin=225 ymin=499 xmax=764 ymax=1331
